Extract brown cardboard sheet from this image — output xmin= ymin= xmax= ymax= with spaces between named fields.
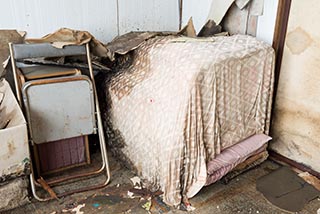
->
xmin=0 ymin=30 xmax=25 ymax=79
xmin=257 ymin=166 xmax=320 ymax=212
xmin=26 ymin=28 xmax=112 ymax=59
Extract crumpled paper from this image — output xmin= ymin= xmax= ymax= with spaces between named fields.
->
xmin=26 ymin=28 xmax=112 ymax=60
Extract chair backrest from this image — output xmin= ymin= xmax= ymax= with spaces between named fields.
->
xmin=9 ymin=42 xmax=93 ymax=107
xmin=9 ymin=42 xmax=96 ymax=144
xmin=11 ymin=43 xmax=87 ymax=60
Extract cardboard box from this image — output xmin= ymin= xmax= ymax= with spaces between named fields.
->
xmin=0 ymin=79 xmax=29 ymax=178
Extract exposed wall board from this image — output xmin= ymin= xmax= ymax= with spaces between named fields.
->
xmin=220 ymin=3 xmax=249 ymax=35
xmin=181 ymin=0 xmax=213 ymax=33
xmin=117 ymin=0 xmax=179 ymax=35
xmin=270 ymin=0 xmax=320 ymax=172
xmin=256 ymin=0 xmax=279 ymax=44
xmin=182 ymin=0 xmax=278 ymax=44
xmin=219 ymin=0 xmax=264 ymax=36
xmin=0 ymin=0 xmax=118 ymax=43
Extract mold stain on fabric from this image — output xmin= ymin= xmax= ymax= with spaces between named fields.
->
xmin=286 ymin=27 xmax=313 ymax=55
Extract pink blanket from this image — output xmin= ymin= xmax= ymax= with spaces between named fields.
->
xmin=206 ymin=134 xmax=271 ymax=186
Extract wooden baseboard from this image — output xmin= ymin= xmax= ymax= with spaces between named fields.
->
xmin=269 ymin=150 xmax=320 ymax=179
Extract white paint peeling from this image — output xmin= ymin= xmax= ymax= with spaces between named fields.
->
xmin=182 ymin=0 xmax=213 ymax=33
xmin=71 ymin=204 xmax=85 ymax=214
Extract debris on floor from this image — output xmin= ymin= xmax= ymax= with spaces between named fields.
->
xmin=257 ymin=166 xmax=320 ymax=212
xmin=130 ymin=176 xmax=142 ymax=188
xmin=0 ymin=178 xmax=29 ymax=212
xmin=142 ymin=199 xmax=152 ymax=212
xmin=128 ymin=188 xmax=163 ymax=199
xmin=181 ymin=203 xmax=196 ymax=212
xmin=71 ymin=203 xmax=85 ymax=214
xmin=3 ymin=160 xmax=320 ymax=214
xmin=127 ymin=191 xmax=135 ymax=199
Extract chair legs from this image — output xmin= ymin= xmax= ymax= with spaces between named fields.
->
xmin=29 ymin=120 xmax=110 ymax=201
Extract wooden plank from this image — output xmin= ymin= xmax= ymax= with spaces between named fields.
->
xmin=269 ymin=151 xmax=320 ymax=179
xmin=270 ymin=0 xmax=291 ymax=111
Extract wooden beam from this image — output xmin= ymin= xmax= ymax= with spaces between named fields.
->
xmin=269 ymin=151 xmax=320 ymax=179
xmin=179 ymin=0 xmax=183 ymax=30
xmin=271 ymin=0 xmax=292 ymax=125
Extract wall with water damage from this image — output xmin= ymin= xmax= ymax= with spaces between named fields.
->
xmin=270 ymin=0 xmax=320 ymax=172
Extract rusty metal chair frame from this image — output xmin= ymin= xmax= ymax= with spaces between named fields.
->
xmin=9 ymin=42 xmax=110 ymax=201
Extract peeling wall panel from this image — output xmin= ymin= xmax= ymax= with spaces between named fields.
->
xmin=271 ymin=0 xmax=320 ymax=172
xmin=117 ymin=0 xmax=179 ymax=35
xmin=182 ymin=0 xmax=214 ymax=33
xmin=182 ymin=0 xmax=278 ymax=44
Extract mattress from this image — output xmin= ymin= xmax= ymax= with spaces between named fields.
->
xmin=104 ymin=35 xmax=275 ymax=206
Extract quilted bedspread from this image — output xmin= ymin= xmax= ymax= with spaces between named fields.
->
xmin=104 ymin=35 xmax=274 ymax=206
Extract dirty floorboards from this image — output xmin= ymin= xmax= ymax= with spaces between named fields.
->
xmin=5 ymin=157 xmax=320 ymax=214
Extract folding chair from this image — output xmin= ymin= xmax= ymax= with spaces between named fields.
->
xmin=9 ymin=42 xmax=110 ymax=201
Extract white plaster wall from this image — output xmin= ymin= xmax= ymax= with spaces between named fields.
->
xmin=0 ymin=0 xmax=179 ymax=43
xmin=0 ymin=0 xmax=118 ymax=43
xmin=1 ymin=0 xmax=276 ymax=44
xmin=118 ymin=0 xmax=179 ymax=35
xmin=181 ymin=0 xmax=212 ymax=33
